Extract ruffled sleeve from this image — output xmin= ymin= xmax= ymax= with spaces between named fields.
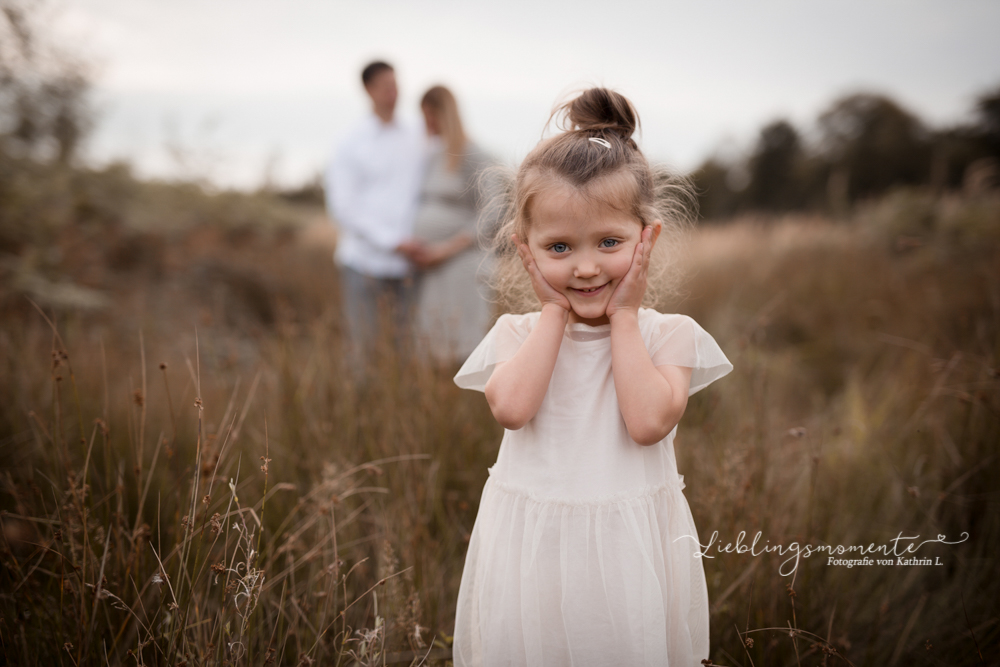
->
xmin=454 ymin=312 xmax=537 ymax=392
xmin=641 ymin=310 xmax=734 ymax=396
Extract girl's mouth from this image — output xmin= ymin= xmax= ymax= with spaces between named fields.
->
xmin=572 ymin=283 xmax=608 ymax=296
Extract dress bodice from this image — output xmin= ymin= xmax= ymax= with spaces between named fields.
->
xmin=454 ymin=309 xmax=734 ymax=503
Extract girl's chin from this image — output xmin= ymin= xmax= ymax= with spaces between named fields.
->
xmin=568 ymin=306 xmax=610 ymax=326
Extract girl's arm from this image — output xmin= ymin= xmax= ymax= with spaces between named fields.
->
xmin=484 ymin=235 xmax=570 ymax=430
xmin=607 ymin=225 xmax=693 ymax=445
xmin=485 ymin=304 xmax=568 ymax=430
xmin=609 ymin=313 xmax=693 ymax=445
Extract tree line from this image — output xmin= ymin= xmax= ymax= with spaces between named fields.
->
xmin=4 ymin=2 xmax=999 ymax=225
xmin=0 ymin=0 xmax=91 ymax=165
xmin=691 ymin=87 xmax=1000 ymax=220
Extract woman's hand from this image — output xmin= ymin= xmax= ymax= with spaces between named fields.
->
xmin=606 ymin=224 xmax=654 ymax=320
xmin=398 ymin=235 xmax=474 ymax=269
xmin=398 ymin=238 xmax=447 ymax=268
xmin=411 ymin=243 xmax=449 ymax=268
xmin=396 ymin=238 xmax=426 ymax=263
xmin=513 ymin=233 xmax=570 ymax=312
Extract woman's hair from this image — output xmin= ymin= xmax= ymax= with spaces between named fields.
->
xmin=489 ymin=87 xmax=697 ymax=313
xmin=421 ymin=85 xmax=468 ymax=171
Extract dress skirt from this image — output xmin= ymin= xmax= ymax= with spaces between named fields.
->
xmin=452 ymin=472 xmax=710 ymax=667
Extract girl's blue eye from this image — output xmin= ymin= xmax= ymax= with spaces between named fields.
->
xmin=600 ymin=239 xmax=619 ymax=248
xmin=550 ymin=243 xmax=569 ymax=253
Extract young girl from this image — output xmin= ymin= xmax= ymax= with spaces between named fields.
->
xmin=452 ymin=88 xmax=733 ymax=666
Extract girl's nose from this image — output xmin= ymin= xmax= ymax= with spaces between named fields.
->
xmin=573 ymin=258 xmax=599 ymax=279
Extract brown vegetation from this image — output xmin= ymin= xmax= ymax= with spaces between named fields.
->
xmin=3 ymin=2 xmax=998 ymax=664
xmin=1 ymin=179 xmax=997 ymax=665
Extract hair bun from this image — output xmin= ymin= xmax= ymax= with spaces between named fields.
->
xmin=565 ymin=88 xmax=638 ymax=142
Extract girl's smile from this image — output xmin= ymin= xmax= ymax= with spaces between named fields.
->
xmin=572 ymin=283 xmax=608 ymax=295
xmin=525 ymin=181 xmax=645 ymax=326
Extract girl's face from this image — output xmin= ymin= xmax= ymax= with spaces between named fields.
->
xmin=525 ymin=182 xmax=651 ymax=326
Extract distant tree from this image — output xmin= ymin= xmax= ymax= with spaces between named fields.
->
xmin=817 ymin=93 xmax=930 ymax=202
xmin=921 ymin=84 xmax=1000 ymax=192
xmin=746 ymin=120 xmax=803 ymax=211
xmin=973 ymin=86 xmax=1000 ymax=158
xmin=688 ymin=87 xmax=1000 ymax=218
xmin=277 ymin=172 xmax=326 ymax=207
xmin=0 ymin=0 xmax=93 ymax=164
xmin=927 ymin=126 xmax=984 ymax=190
xmin=690 ymin=158 xmax=741 ymax=221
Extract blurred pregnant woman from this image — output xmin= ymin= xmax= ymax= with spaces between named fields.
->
xmin=401 ymin=85 xmax=500 ymax=363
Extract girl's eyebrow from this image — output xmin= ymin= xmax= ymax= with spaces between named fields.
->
xmin=598 ymin=219 xmax=638 ymax=234
xmin=532 ymin=231 xmax=568 ymax=244
xmin=532 ymin=219 xmax=635 ymax=244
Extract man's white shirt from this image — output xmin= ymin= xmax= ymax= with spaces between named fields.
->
xmin=325 ymin=113 xmax=426 ymax=278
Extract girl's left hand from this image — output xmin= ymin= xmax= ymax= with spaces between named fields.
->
xmin=606 ymin=225 xmax=653 ymax=319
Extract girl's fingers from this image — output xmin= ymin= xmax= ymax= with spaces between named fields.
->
xmin=630 ymin=240 xmax=644 ymax=278
xmin=623 ymin=235 xmax=647 ymax=293
xmin=635 ymin=227 xmax=651 ymax=279
xmin=606 ymin=228 xmax=655 ymax=316
xmin=513 ymin=234 xmax=534 ymax=270
xmin=514 ymin=238 xmax=530 ymax=264
xmin=513 ymin=233 xmax=528 ymax=254
xmin=515 ymin=237 xmax=544 ymax=282
xmin=634 ymin=228 xmax=646 ymax=267
xmin=519 ymin=248 xmax=535 ymax=274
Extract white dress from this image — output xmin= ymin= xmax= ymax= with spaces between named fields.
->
xmin=452 ymin=308 xmax=734 ymax=667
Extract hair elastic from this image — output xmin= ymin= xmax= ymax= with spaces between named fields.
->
xmin=588 ymin=137 xmax=611 ymax=148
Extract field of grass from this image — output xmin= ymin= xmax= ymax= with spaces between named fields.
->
xmin=0 ymin=173 xmax=998 ymax=665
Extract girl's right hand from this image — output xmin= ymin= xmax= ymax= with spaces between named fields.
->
xmin=513 ymin=233 xmax=571 ymax=312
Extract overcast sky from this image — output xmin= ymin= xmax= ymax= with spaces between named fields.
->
xmin=60 ymin=0 xmax=1000 ymax=189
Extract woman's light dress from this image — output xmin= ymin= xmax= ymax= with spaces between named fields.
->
xmin=452 ymin=308 xmax=733 ymax=667
xmin=412 ymin=140 xmax=499 ymax=362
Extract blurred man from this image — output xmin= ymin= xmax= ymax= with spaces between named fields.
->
xmin=325 ymin=61 xmax=426 ymax=374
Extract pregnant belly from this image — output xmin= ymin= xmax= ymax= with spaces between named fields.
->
xmin=412 ymin=202 xmax=473 ymax=242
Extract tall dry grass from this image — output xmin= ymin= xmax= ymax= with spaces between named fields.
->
xmin=0 ymin=186 xmax=998 ymax=665
xmin=1 ymin=210 xmax=500 ymax=665
xmin=666 ymin=196 xmax=1000 ymax=666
